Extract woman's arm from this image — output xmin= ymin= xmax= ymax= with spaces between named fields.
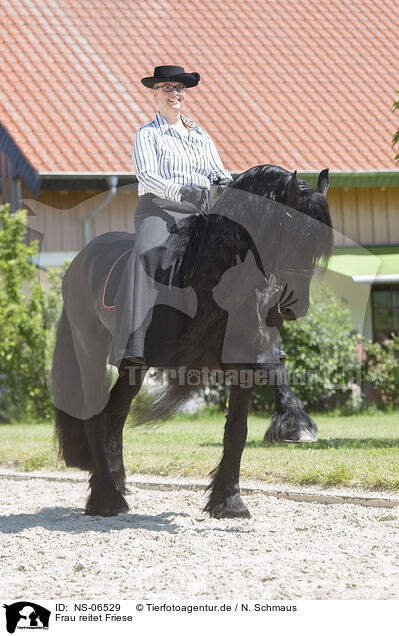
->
xmin=132 ymin=127 xmax=183 ymax=202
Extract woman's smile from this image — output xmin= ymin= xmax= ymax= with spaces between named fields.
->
xmin=153 ymin=82 xmax=186 ymax=121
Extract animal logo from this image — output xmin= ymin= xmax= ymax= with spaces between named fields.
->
xmin=2 ymin=602 xmax=50 ymax=633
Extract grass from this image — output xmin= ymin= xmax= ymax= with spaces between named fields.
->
xmin=0 ymin=411 xmax=398 ymax=489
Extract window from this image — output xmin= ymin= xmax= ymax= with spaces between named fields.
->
xmin=372 ymin=285 xmax=399 ymax=342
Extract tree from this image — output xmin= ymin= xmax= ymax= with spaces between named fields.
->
xmin=0 ymin=205 xmax=61 ymax=420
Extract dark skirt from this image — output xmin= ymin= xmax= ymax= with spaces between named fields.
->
xmin=109 ymin=194 xmax=201 ymax=366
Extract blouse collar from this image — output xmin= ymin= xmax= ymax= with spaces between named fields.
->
xmin=154 ymin=111 xmax=201 ymax=134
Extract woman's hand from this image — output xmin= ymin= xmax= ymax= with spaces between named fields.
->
xmin=180 ymin=185 xmax=208 ymax=208
xmin=213 ymin=177 xmax=232 ymax=195
xmin=215 ymin=178 xmax=232 ymax=186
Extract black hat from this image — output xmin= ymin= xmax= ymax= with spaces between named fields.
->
xmin=141 ymin=65 xmax=200 ymax=88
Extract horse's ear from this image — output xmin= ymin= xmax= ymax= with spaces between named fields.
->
xmin=285 ymin=170 xmax=301 ymax=207
xmin=316 ymin=169 xmax=330 ymax=196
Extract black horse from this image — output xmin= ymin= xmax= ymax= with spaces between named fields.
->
xmin=52 ymin=165 xmax=332 ymax=518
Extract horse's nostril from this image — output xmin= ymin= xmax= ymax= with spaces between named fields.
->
xmin=283 ymin=308 xmax=295 ymax=320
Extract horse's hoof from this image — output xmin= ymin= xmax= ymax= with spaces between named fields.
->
xmin=283 ymin=430 xmax=318 ymax=443
xmin=264 ymin=410 xmax=318 ymax=444
xmin=85 ymin=502 xmax=129 ymax=517
xmin=85 ymin=491 xmax=129 ymax=517
xmin=205 ymin=494 xmax=251 ymax=519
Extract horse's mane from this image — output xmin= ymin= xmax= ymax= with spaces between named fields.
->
xmin=230 ymin=164 xmax=314 ymax=199
xmin=169 ymin=164 xmax=333 ymax=289
xmin=197 ymin=164 xmax=333 ymax=275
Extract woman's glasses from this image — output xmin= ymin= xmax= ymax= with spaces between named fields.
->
xmin=154 ymin=84 xmax=186 ymax=93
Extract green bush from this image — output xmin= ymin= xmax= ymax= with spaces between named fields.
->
xmin=362 ymin=336 xmax=399 ymax=409
xmin=280 ymin=285 xmax=359 ymax=409
xmin=249 ymin=285 xmax=359 ymax=412
xmin=0 ymin=205 xmax=62 ymax=421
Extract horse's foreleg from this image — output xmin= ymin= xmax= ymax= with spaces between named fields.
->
xmin=263 ymin=362 xmax=317 ymax=443
xmin=84 ymin=411 xmax=129 ymax=517
xmin=205 ymin=384 xmax=253 ymax=519
xmin=105 ymin=361 xmax=147 ymax=495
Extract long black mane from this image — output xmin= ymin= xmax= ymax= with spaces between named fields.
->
xmin=188 ymin=164 xmax=333 ymax=283
xmin=231 ymin=163 xmax=315 ymax=199
xmin=227 ymin=164 xmax=332 ymax=261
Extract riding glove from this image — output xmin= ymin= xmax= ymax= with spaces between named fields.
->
xmin=215 ymin=178 xmax=233 ymax=186
xmin=180 ymin=185 xmax=208 ymax=208
xmin=214 ymin=177 xmax=233 ymax=195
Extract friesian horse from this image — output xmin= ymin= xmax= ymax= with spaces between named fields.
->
xmin=52 ymin=165 xmax=333 ymax=518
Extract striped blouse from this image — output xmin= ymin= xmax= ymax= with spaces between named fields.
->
xmin=131 ymin=112 xmax=232 ymax=203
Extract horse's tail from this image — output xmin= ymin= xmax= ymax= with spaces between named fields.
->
xmin=128 ymin=376 xmax=196 ymax=428
xmin=52 ymin=307 xmax=93 ymax=471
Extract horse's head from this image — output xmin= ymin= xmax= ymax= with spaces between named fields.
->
xmin=228 ymin=164 xmax=333 ymax=325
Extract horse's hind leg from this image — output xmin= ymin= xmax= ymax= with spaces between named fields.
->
xmin=263 ymin=362 xmax=317 ymax=443
xmin=205 ymin=384 xmax=253 ymax=519
xmin=105 ymin=361 xmax=147 ymax=495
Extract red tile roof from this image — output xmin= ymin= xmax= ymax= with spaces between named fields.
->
xmin=1 ymin=0 xmax=398 ymax=182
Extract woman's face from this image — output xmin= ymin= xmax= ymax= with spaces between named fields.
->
xmin=153 ymin=82 xmax=186 ymax=116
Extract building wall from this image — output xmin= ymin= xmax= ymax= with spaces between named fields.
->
xmin=0 ymin=149 xmax=11 ymax=203
xmin=21 ymin=185 xmax=139 ymax=252
xmin=18 ymin=184 xmax=399 ymax=253
xmin=329 ymin=186 xmax=399 ymax=246
xmin=320 ymin=270 xmax=374 ymax=340
xmin=326 ymin=186 xmax=399 ymax=338
xmin=4 ymin=176 xmax=398 ymax=339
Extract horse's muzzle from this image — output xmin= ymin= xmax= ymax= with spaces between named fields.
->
xmin=283 ymin=299 xmax=310 ymax=320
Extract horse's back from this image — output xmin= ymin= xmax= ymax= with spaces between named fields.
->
xmin=62 ymin=231 xmax=136 ymax=305
xmin=66 ymin=231 xmax=135 ymax=273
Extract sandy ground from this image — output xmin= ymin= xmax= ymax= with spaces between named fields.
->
xmin=1 ymin=471 xmax=399 ymax=600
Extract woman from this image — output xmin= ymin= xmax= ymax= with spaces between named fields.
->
xmin=111 ymin=66 xmax=232 ymax=366
xmin=133 ymin=65 xmax=232 ymax=210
